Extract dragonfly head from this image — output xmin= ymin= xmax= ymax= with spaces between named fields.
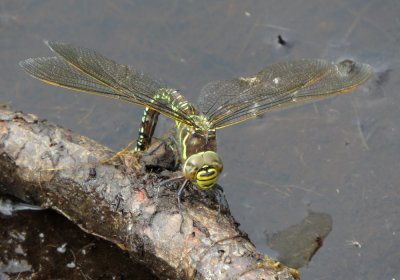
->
xmin=183 ymin=151 xmax=223 ymax=189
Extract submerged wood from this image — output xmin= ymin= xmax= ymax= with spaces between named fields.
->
xmin=0 ymin=108 xmax=295 ymax=280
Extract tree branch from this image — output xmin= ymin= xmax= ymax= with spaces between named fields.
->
xmin=0 ymin=107 xmax=296 ymax=280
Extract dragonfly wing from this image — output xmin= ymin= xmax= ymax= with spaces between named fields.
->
xmin=20 ymin=57 xmax=120 ymax=97
xmin=293 ymin=60 xmax=372 ymax=97
xmin=19 ymin=56 xmax=171 ymax=109
xmin=199 ymin=59 xmax=372 ymax=129
xmin=22 ymin=41 xmax=197 ymax=127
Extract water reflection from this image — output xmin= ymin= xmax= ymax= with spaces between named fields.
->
xmin=265 ymin=211 xmax=332 ymax=268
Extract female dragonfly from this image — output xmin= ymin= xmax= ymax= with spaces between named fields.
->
xmin=20 ymin=41 xmax=372 ymax=195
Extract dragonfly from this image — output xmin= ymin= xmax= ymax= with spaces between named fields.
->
xmin=19 ymin=41 xmax=372 ymax=195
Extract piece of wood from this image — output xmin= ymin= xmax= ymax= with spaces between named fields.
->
xmin=0 ymin=107 xmax=296 ymax=280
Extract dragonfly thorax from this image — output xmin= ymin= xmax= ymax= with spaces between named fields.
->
xmin=176 ymin=120 xmax=222 ymax=189
xmin=176 ymin=121 xmax=217 ymax=160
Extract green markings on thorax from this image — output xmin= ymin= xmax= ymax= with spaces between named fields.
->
xmin=135 ymin=88 xmax=217 ymax=162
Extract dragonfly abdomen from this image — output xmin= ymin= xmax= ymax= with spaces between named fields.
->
xmin=135 ymin=107 xmax=160 ymax=151
xmin=135 ymin=88 xmax=200 ymax=152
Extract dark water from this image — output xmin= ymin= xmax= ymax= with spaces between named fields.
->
xmin=1 ymin=0 xmax=399 ymax=279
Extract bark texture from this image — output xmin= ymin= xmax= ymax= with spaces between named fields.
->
xmin=0 ymin=108 xmax=296 ymax=280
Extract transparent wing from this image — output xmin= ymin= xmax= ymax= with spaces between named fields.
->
xmin=20 ymin=57 xmax=120 ymax=96
xmin=20 ymin=41 xmax=199 ymax=128
xmin=199 ymin=59 xmax=372 ymax=129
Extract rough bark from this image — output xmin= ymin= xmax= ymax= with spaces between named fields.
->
xmin=0 ymin=108 xmax=296 ymax=280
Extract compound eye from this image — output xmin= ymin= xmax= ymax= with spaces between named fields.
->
xmin=183 ymin=153 xmax=203 ymax=181
xmin=203 ymin=151 xmax=223 ymax=173
xmin=183 ymin=152 xmax=224 ymax=189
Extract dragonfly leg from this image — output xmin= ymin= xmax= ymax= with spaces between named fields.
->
xmin=177 ymin=179 xmax=189 ymax=233
xmin=154 ymin=176 xmax=188 ymax=233
xmin=155 ymin=176 xmax=184 ymax=202
xmin=214 ymin=185 xmax=230 ymax=222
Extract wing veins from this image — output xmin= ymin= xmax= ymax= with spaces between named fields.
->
xmin=46 ymin=41 xmax=197 ymax=128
